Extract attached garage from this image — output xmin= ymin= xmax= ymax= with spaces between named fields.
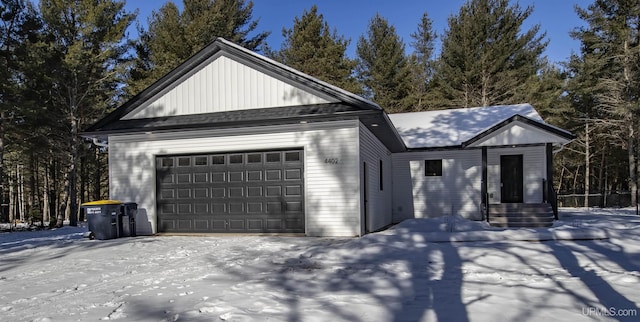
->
xmin=156 ymin=149 xmax=304 ymax=233
xmin=83 ymin=38 xmax=402 ymax=237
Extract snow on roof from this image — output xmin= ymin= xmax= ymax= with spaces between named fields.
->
xmin=388 ymin=103 xmax=544 ymax=148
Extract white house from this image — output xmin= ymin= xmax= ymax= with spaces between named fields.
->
xmin=83 ymin=38 xmax=574 ymax=236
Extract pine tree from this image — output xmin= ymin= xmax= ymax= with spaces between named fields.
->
xmin=406 ymin=12 xmax=437 ymax=111
xmin=127 ymin=0 xmax=269 ymax=95
xmin=356 ymin=13 xmax=410 ymax=113
xmin=431 ymin=0 xmax=547 ymax=108
xmin=39 ymin=0 xmax=135 ymax=226
xmin=569 ymin=0 xmax=640 ymax=205
xmin=0 ymin=0 xmax=42 ymax=222
xmin=272 ymin=5 xmax=360 ymax=94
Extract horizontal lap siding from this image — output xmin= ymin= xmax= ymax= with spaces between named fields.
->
xmin=487 ymin=145 xmax=546 ymax=204
xmin=359 ymin=123 xmax=392 ymax=233
xmin=392 ymin=150 xmax=482 ymax=221
xmin=108 ymin=121 xmax=360 ymax=236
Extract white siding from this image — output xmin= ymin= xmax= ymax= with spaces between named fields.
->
xmin=359 ymin=123 xmax=393 ymax=234
xmin=487 ymin=145 xmax=547 ymax=204
xmin=469 ymin=121 xmax=572 ymax=146
xmin=108 ymin=120 xmax=360 ymax=237
xmin=123 ymin=55 xmax=335 ymax=120
xmin=392 ymin=150 xmax=482 ymax=221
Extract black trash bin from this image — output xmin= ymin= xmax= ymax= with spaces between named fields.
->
xmin=81 ymin=200 xmax=121 ymax=240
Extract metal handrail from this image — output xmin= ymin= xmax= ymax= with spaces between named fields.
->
xmin=542 ymin=179 xmax=558 ymax=220
xmin=483 ymin=192 xmax=490 ymax=222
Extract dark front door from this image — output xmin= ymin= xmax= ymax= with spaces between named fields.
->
xmin=500 ymin=155 xmax=523 ymax=203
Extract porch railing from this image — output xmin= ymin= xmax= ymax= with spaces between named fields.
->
xmin=543 ymin=179 xmax=558 ymax=220
xmin=483 ymin=192 xmax=490 ymax=222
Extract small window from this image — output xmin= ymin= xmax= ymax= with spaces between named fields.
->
xmin=425 ymin=160 xmax=443 ymax=176
xmin=211 ymin=155 xmax=225 ymax=165
xmin=229 ymin=154 xmax=243 ymax=164
xmin=247 ymin=153 xmax=262 ymax=163
xmin=285 ymin=151 xmax=300 ymax=162
xmin=266 ymin=153 xmax=281 ymax=162
xmin=161 ymin=158 xmax=174 ymax=167
xmin=379 ymin=160 xmax=384 ymax=191
xmin=178 ymin=157 xmax=190 ymax=166
xmin=194 ymin=156 xmax=208 ymax=166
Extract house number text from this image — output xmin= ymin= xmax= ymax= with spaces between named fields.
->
xmin=324 ymin=158 xmax=339 ymax=164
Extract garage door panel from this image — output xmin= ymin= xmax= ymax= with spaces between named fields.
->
xmin=247 ymin=171 xmax=262 ymax=181
xmin=176 ymin=174 xmax=191 ymax=183
xmin=265 ymin=170 xmax=281 ymax=181
xmin=285 ymin=186 xmax=302 ymax=196
xmin=157 ymin=149 xmax=304 ymax=233
xmin=212 ymin=203 xmax=226 ymax=213
xmin=194 ymin=203 xmax=209 ymax=213
xmin=211 ymin=172 xmax=226 ymax=182
xmin=228 ymin=171 xmax=243 ymax=182
xmin=194 ymin=173 xmax=208 ymax=183
xmin=177 ymin=189 xmax=191 ymax=198
xmin=229 ymin=202 xmax=244 ymax=213
xmin=194 ymin=220 xmax=209 ymax=230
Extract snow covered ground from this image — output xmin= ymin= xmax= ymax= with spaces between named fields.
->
xmin=1 ymin=208 xmax=639 ymax=322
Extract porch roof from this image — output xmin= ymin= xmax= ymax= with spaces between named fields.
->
xmin=388 ymin=104 xmax=574 ymax=149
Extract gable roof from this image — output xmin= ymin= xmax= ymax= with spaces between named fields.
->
xmin=83 ymin=38 xmax=406 ymax=152
xmin=388 ymin=104 xmax=574 ymax=149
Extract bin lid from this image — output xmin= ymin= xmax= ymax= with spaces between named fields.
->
xmin=81 ymin=200 xmax=123 ymax=206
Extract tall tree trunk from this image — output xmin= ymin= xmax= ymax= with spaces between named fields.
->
xmin=8 ymin=171 xmax=14 ymax=223
xmin=584 ymin=122 xmax=590 ymax=208
xmin=17 ymin=164 xmax=25 ymax=222
xmin=629 ymin=130 xmax=637 ymax=206
xmin=68 ymin=113 xmax=79 ymax=227
xmin=598 ymin=147 xmax=605 ymax=207
xmin=0 ymin=111 xmax=5 ymax=222
xmin=43 ymin=162 xmax=50 ymax=226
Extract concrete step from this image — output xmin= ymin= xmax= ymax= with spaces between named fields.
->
xmin=488 ymin=203 xmax=555 ymax=228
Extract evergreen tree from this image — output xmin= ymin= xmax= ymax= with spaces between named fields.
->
xmin=39 ymin=0 xmax=135 ymax=226
xmin=406 ymin=12 xmax=437 ymax=111
xmin=273 ymin=5 xmax=359 ymax=94
xmin=431 ymin=0 xmax=547 ymax=108
xmin=0 ymin=0 xmax=42 ymax=222
xmin=356 ymin=13 xmax=410 ymax=113
xmin=569 ymin=0 xmax=640 ymax=205
xmin=127 ymin=0 xmax=269 ymax=95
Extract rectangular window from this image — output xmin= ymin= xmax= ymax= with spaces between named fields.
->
xmin=194 ymin=156 xmax=208 ymax=166
xmin=229 ymin=154 xmax=243 ymax=164
xmin=178 ymin=157 xmax=190 ymax=167
xmin=211 ymin=155 xmax=225 ymax=165
xmin=285 ymin=151 xmax=300 ymax=162
xmin=379 ymin=160 xmax=384 ymax=191
xmin=425 ymin=160 xmax=443 ymax=176
xmin=247 ymin=153 xmax=262 ymax=163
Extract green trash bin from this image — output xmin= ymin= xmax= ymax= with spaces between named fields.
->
xmin=82 ymin=200 xmax=122 ymax=240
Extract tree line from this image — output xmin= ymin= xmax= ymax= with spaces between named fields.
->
xmin=0 ymin=0 xmax=637 ymax=226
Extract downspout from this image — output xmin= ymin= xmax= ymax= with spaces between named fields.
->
xmin=92 ymin=137 xmax=108 ymax=148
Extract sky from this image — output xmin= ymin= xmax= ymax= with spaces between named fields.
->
xmin=124 ymin=0 xmax=592 ymax=65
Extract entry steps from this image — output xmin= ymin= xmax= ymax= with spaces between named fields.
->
xmin=488 ymin=203 xmax=555 ymax=228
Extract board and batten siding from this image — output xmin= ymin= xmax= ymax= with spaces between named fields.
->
xmin=359 ymin=122 xmax=393 ymax=233
xmin=392 ymin=150 xmax=482 ymax=222
xmin=123 ymin=55 xmax=336 ymax=120
xmin=487 ymin=145 xmax=547 ymax=204
xmin=107 ymin=120 xmax=361 ymax=237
